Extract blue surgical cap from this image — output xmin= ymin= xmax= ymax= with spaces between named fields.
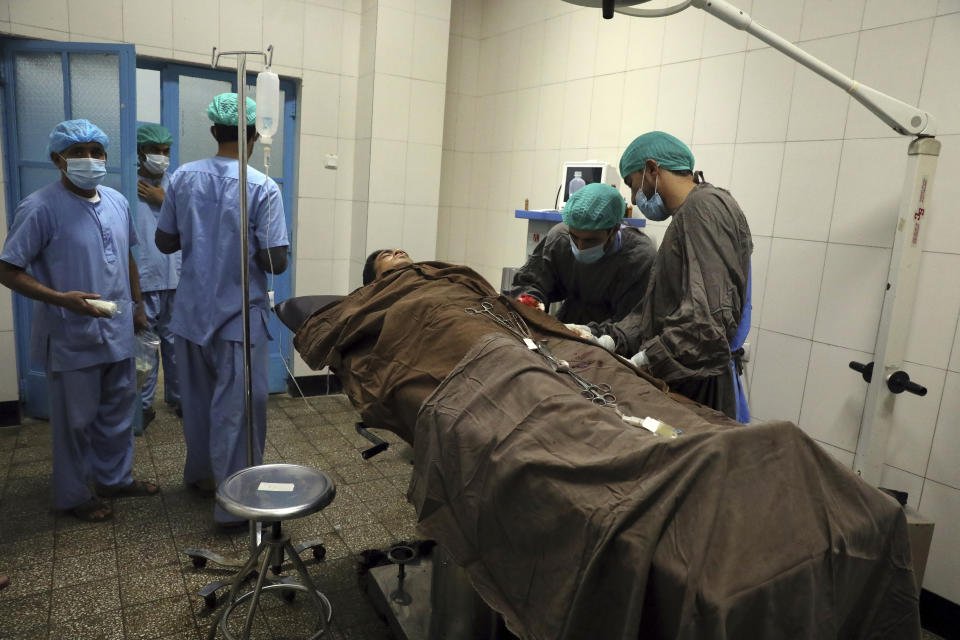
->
xmin=561 ymin=183 xmax=626 ymax=231
xmin=619 ymin=131 xmax=695 ymax=179
xmin=48 ymin=119 xmax=109 ymax=155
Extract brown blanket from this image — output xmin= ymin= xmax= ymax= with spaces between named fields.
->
xmin=294 ymin=262 xmax=920 ymax=640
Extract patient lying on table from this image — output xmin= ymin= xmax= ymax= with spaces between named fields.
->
xmin=293 ymin=251 xmax=921 ymax=640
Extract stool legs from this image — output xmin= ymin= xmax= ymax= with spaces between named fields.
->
xmin=209 ymin=528 xmax=332 ymax=640
xmin=284 ymin=539 xmax=330 ymax=635
xmin=240 ymin=547 xmax=274 ymax=639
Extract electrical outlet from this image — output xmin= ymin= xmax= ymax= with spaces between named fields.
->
xmin=741 ymin=341 xmax=751 ymax=363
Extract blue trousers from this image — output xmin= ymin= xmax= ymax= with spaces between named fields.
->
xmin=175 ymin=336 xmax=268 ymax=523
xmin=140 ymin=290 xmax=179 ymax=409
xmin=48 ymin=358 xmax=136 ymax=510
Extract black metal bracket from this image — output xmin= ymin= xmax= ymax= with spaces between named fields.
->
xmin=356 ymin=422 xmax=389 ymax=459
xmin=849 ymin=361 xmax=927 ymax=396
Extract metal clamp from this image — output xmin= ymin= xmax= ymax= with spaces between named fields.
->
xmin=849 ymin=361 xmax=927 ymax=397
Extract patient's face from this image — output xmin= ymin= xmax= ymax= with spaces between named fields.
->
xmin=375 ymin=249 xmax=413 ymax=279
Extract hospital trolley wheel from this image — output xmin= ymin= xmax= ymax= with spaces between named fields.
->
xmin=192 ymin=555 xmax=208 ymax=569
xmin=204 ymin=593 xmax=218 ymax=609
xmin=312 ymin=545 xmax=326 ymax=562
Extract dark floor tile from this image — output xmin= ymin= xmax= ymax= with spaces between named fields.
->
xmin=150 ymin=442 xmax=187 ymax=462
xmin=382 ymin=519 xmax=421 ymax=543
xmin=306 ymin=556 xmax=361 ymax=594
xmin=55 ymin=509 xmax=115 ymax=534
xmin=55 ymin=523 xmax=117 ymax=558
xmin=0 ymin=590 xmax=50 ymax=634
xmin=337 ymin=524 xmax=394 ymax=556
xmin=330 ymin=463 xmax=385 ymax=486
xmin=369 ymin=458 xmax=414 ymax=480
xmin=0 ymin=533 xmax=56 ymax=568
xmin=0 ymin=558 xmax=53 ymax=599
xmin=117 ymin=538 xmax=180 ymax=570
xmin=119 ymin=564 xmax=188 ymax=607
xmin=49 ymin=577 xmax=121 ymax=624
xmin=324 ymin=502 xmax=380 ymax=530
xmin=113 ymin=517 xmax=174 ymax=547
xmin=3 ymin=477 xmax=52 ymax=503
xmin=47 ymin=609 xmax=124 ymax=639
xmin=6 ymin=460 xmax=52 ymax=480
xmin=122 ymin=595 xmax=196 ymax=640
xmin=152 ymin=629 xmax=202 ymax=640
xmin=0 ymin=512 xmax=57 ymax=543
xmin=320 ymin=447 xmax=365 ymax=468
xmin=350 ymin=479 xmax=405 ymax=508
xmin=110 ymin=497 xmax=169 ymax=525
xmin=11 ymin=444 xmax=51 ymax=464
xmin=53 ymin=548 xmax=116 ymax=589
xmin=15 ymin=426 xmax=52 ymax=449
xmin=325 ymin=588 xmax=384 ymax=629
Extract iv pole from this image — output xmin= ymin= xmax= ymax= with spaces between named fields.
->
xmin=563 ymin=0 xmax=940 ymax=486
xmin=209 ymin=45 xmax=274 ymax=556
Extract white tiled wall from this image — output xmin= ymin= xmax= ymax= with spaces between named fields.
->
xmin=438 ymin=0 xmax=960 ymax=605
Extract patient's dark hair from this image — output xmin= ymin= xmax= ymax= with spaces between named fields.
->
xmin=362 ymin=250 xmax=387 ymax=286
xmin=212 ymin=124 xmax=257 ymax=143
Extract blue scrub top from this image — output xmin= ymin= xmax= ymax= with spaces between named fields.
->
xmin=157 ymin=156 xmax=288 ymax=347
xmin=0 ymin=181 xmax=137 ymax=372
xmin=136 ymin=173 xmax=181 ymax=292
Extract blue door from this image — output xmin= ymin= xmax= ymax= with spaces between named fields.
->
xmin=1 ymin=40 xmax=138 ymax=419
xmin=136 ymin=61 xmax=296 ymax=393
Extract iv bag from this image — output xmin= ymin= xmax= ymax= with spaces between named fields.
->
xmin=256 ymin=70 xmax=280 ymax=144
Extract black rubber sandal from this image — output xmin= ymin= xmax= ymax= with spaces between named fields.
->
xmin=70 ymin=497 xmax=114 ymax=522
xmin=96 ymin=479 xmax=161 ymax=498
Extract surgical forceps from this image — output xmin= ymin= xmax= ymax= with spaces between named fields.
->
xmin=465 ymin=300 xmax=535 ymax=346
xmin=537 ymin=341 xmax=617 ymax=406
xmin=574 ymin=379 xmax=617 ymax=406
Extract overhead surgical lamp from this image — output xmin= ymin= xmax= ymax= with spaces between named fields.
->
xmin=563 ymin=0 xmax=941 ymax=487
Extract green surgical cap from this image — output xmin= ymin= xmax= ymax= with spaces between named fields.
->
xmin=561 ymin=183 xmax=625 ymax=231
xmin=619 ymin=131 xmax=695 ymax=179
xmin=136 ymin=124 xmax=173 ymax=147
xmin=206 ymin=93 xmax=256 ymax=126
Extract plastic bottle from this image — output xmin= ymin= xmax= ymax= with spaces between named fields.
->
xmin=255 ymin=69 xmax=280 ymax=145
xmin=569 ymin=171 xmax=586 ymax=196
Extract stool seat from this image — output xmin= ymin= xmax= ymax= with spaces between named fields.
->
xmin=217 ymin=464 xmax=336 ymax=522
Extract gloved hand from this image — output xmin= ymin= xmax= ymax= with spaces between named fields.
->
xmin=516 ymin=294 xmax=546 ymax=311
xmin=564 ymin=323 xmax=596 ymax=341
xmin=630 ymin=350 xmax=650 ymax=367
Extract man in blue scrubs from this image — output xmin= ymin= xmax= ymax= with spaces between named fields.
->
xmin=0 ymin=119 xmax=159 ymax=522
xmin=134 ymin=124 xmax=181 ymax=428
xmin=156 ymin=94 xmax=288 ymax=526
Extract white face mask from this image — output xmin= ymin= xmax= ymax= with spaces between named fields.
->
xmin=60 ymin=156 xmax=107 ymax=190
xmin=142 ymin=154 xmax=170 ymax=174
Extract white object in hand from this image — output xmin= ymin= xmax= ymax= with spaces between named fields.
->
xmin=87 ymin=299 xmax=119 ymax=316
xmin=630 ymin=350 xmax=650 ymax=367
xmin=564 ymin=323 xmax=595 ymax=340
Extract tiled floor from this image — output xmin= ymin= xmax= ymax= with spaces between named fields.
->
xmin=0 ymin=393 xmax=415 ymax=640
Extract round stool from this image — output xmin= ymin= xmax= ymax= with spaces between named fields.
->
xmin=211 ymin=464 xmax=336 ymax=640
